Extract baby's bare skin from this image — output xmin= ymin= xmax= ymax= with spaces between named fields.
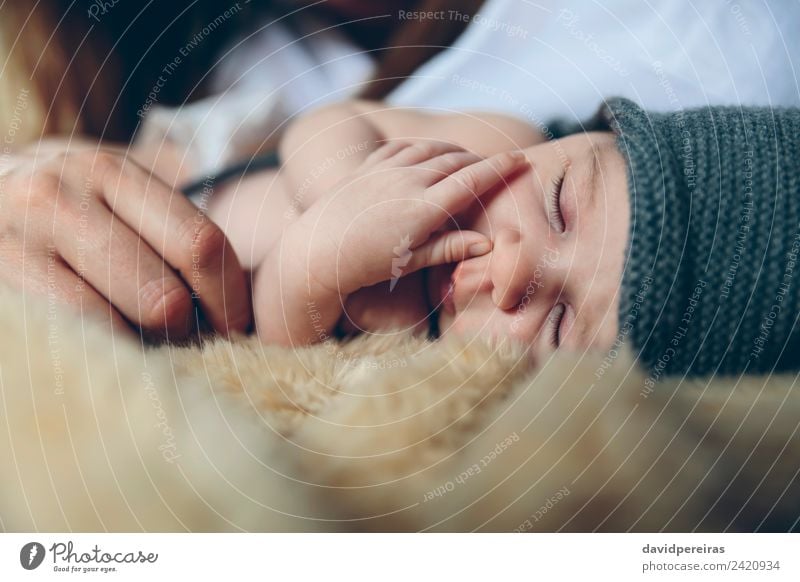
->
xmin=208 ymin=101 xmax=630 ymax=358
xmin=208 ymin=102 xmax=544 ymax=337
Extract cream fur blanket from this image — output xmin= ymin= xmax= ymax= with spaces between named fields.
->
xmin=1 ymin=288 xmax=798 ymax=532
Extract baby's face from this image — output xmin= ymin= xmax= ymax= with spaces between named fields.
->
xmin=426 ymin=131 xmax=630 ymax=360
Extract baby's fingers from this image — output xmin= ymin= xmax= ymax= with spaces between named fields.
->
xmin=404 ymin=230 xmax=492 ymax=274
xmin=423 ymin=151 xmax=527 ymax=228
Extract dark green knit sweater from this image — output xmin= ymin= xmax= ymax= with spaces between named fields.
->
xmin=584 ymin=98 xmax=800 ymax=377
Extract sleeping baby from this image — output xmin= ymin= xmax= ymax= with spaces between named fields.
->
xmin=207 ymin=98 xmax=800 ymax=377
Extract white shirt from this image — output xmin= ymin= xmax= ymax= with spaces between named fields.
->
xmin=389 ymin=0 xmax=800 ymax=121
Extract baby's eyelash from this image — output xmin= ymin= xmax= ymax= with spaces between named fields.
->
xmin=548 ymin=303 xmax=566 ymax=348
xmin=549 ymin=173 xmax=566 ymax=233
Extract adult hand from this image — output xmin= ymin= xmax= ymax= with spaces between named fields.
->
xmin=0 ymin=140 xmax=251 ymax=338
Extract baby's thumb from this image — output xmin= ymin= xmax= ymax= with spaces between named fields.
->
xmin=406 ymin=230 xmax=492 ymax=273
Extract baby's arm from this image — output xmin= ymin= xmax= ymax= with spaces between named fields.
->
xmin=208 ymin=100 xmax=543 ymax=267
xmin=255 ymin=143 xmax=527 ymax=346
xmin=272 ymin=103 xmax=544 ymax=336
xmin=278 ymin=103 xmax=383 ymax=212
xmin=279 ymin=101 xmax=544 ymax=212
xmin=252 ymin=102 xmax=542 ymax=344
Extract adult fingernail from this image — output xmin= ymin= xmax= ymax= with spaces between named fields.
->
xmin=468 ymin=240 xmax=492 ymax=256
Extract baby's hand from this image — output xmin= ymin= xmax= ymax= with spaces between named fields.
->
xmin=255 ymin=141 xmax=526 ymax=346
xmin=295 ymin=140 xmax=527 ymax=296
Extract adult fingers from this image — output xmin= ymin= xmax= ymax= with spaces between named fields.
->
xmin=404 ymin=230 xmax=492 ymax=274
xmin=17 ymin=252 xmax=132 ymax=337
xmin=96 ymin=154 xmax=251 ymax=335
xmin=54 ymin=201 xmax=194 ymax=338
xmin=423 ymin=151 xmax=527 ymax=229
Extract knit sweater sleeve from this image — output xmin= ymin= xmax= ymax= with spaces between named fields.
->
xmin=598 ymin=98 xmax=800 ymax=377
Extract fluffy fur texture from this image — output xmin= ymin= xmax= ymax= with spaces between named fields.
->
xmin=1 ymin=287 xmax=798 ymax=532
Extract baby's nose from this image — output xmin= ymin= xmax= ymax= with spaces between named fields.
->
xmin=489 ymin=227 xmax=529 ymax=310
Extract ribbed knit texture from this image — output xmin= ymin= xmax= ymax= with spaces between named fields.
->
xmin=594 ymin=98 xmax=800 ymax=377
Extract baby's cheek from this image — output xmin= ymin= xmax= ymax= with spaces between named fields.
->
xmin=439 ymin=311 xmax=488 ymax=340
xmin=443 ymin=309 xmax=532 ymax=352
